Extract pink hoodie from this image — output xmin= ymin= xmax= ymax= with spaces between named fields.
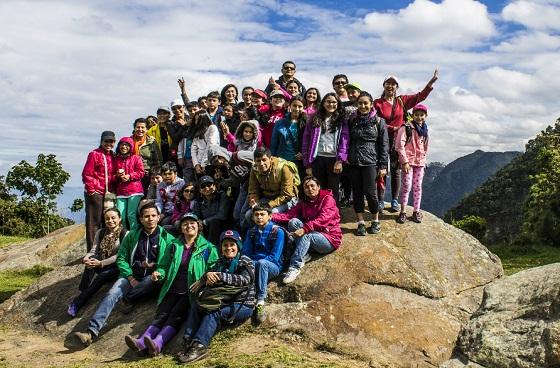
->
xmin=115 ymin=137 xmax=145 ymax=196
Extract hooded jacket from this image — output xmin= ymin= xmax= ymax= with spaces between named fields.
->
xmin=272 ymin=189 xmax=342 ymax=249
xmin=115 ymin=137 xmax=145 ymax=197
xmin=82 ymin=147 xmax=116 ymax=195
xmin=191 ymin=125 xmax=220 ymax=168
xmin=301 ymin=115 xmax=349 ymax=168
xmin=347 ymin=110 xmax=389 ymax=169
xmin=395 ymin=123 xmax=429 ymax=167
xmin=226 ymin=120 xmax=261 ymax=152
xmin=270 ymin=112 xmax=304 ymax=162
xmin=247 ymin=156 xmax=297 ymax=208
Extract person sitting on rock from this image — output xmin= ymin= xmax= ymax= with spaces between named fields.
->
xmin=242 ymin=204 xmax=284 ymax=324
xmin=74 ymin=201 xmax=176 ymax=346
xmin=177 ymin=230 xmax=255 ymax=363
xmin=271 ymin=176 xmax=342 ymax=284
xmin=242 ymin=147 xmax=298 ymax=228
xmin=67 ymin=208 xmax=128 ymax=318
xmin=124 ymin=212 xmax=218 ymax=357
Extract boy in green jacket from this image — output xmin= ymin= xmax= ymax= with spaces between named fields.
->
xmin=75 ymin=201 xmax=175 ymax=346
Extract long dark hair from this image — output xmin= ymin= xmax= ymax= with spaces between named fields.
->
xmin=313 ymin=92 xmax=344 ymax=133
xmin=304 ymin=87 xmax=321 ymax=109
xmin=190 ymin=110 xmax=213 ymax=139
xmin=220 ymin=84 xmax=238 ymax=104
xmin=289 ymin=95 xmax=307 ymax=129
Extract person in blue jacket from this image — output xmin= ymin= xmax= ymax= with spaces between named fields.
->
xmin=242 ymin=204 xmax=284 ymax=324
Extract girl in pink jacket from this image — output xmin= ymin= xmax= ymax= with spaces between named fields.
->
xmin=395 ymin=104 xmax=430 ymax=224
xmin=115 ymin=136 xmax=144 ymax=230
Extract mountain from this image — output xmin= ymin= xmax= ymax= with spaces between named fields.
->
xmin=422 ymin=150 xmax=521 ymax=217
xmin=446 ymin=120 xmax=560 ymax=246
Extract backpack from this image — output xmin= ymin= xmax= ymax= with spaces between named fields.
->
xmin=276 ymin=158 xmax=301 ymax=188
xmin=248 ymin=224 xmax=293 ymax=268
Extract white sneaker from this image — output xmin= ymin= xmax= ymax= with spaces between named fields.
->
xmin=283 ymin=268 xmax=301 ymax=284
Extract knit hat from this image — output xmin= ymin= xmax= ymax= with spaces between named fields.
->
xmin=412 ymin=103 xmax=428 ymax=114
xmin=100 ymin=131 xmax=116 ymax=145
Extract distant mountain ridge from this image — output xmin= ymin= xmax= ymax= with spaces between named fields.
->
xmin=422 ymin=150 xmax=521 ymax=217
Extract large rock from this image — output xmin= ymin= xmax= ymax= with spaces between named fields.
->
xmin=454 ymin=262 xmax=560 ymax=368
xmin=263 ymin=208 xmax=503 ymax=367
xmin=0 ymin=210 xmax=503 ymax=367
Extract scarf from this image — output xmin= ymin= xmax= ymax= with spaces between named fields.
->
xmin=132 ymin=134 xmax=146 ymax=156
xmin=217 ymin=253 xmax=241 ymax=274
xmin=412 ymin=121 xmax=429 ymax=138
xmin=99 ymin=225 xmax=122 ymax=259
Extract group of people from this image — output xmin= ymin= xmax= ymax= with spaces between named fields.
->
xmin=76 ymin=61 xmax=437 ymax=363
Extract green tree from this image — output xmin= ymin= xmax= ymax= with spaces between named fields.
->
xmin=452 ymin=215 xmax=488 ymax=243
xmin=5 ymin=154 xmax=71 ymax=235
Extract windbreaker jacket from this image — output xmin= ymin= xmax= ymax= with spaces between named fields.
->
xmin=134 ymin=135 xmax=162 ymax=173
xmin=191 ymin=125 xmax=220 ymax=168
xmin=115 ymin=137 xmax=144 ymax=197
xmin=272 ymin=189 xmax=342 ymax=248
xmin=347 ymin=111 xmax=389 ymax=169
xmin=301 ymin=116 xmax=349 ymax=168
xmin=155 ymin=234 xmax=219 ymax=304
xmin=247 ymin=156 xmax=297 ymax=208
xmin=82 ymin=148 xmax=116 ymax=195
xmin=395 ymin=124 xmax=429 ymax=167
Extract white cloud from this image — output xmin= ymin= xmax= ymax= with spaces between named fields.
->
xmin=360 ymin=0 xmax=496 ymax=49
xmin=469 ymin=67 xmax=538 ymax=100
xmin=493 ymin=31 xmax=560 ymax=52
xmin=502 ymin=0 xmax=560 ymax=31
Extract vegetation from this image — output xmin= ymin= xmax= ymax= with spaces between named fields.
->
xmin=447 ymin=118 xmax=560 ymax=247
xmin=452 ymin=215 xmax=488 ymax=243
xmin=0 ymin=154 xmax=73 ymax=238
xmin=0 ymin=265 xmax=52 ymax=303
xmin=0 ymin=235 xmax=29 ymax=249
xmin=489 ymin=245 xmax=560 ymax=276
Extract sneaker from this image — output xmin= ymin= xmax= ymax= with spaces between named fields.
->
xmin=182 ymin=335 xmax=193 ymax=351
xmin=367 ymin=221 xmax=381 ymax=234
xmin=177 ymin=342 xmax=208 ymax=364
xmin=67 ymin=302 xmax=78 ymax=318
xmin=396 ymin=212 xmax=407 ymax=224
xmin=283 ymin=268 xmax=301 ymax=284
xmin=75 ymin=331 xmax=93 ymax=347
xmin=412 ymin=211 xmax=423 ymax=223
xmin=356 ymin=223 xmax=367 ymax=236
xmin=253 ymin=303 xmax=266 ymax=325
xmin=390 ymin=199 xmax=399 ymax=212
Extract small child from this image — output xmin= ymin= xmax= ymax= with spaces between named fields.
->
xmin=115 ymin=137 xmax=144 ymax=230
xmin=395 ymin=103 xmax=429 ymax=224
xmin=155 ymin=161 xmax=185 ymax=225
xmin=224 ymin=119 xmax=260 ymax=153
xmin=147 ymin=167 xmax=163 ymax=200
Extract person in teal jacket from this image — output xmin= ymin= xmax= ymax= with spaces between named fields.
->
xmin=75 ymin=201 xmax=175 ymax=346
xmin=124 ymin=212 xmax=218 ymax=357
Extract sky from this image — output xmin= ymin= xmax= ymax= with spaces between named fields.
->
xmin=1 ymin=0 xmax=559 ymax=187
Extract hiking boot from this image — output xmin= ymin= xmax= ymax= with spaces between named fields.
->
xmin=356 ymin=223 xmax=367 ymax=236
xmin=75 ymin=331 xmax=93 ymax=347
xmin=390 ymin=199 xmax=399 ymax=212
xmin=396 ymin=212 xmax=407 ymax=224
xmin=182 ymin=335 xmax=193 ymax=351
xmin=253 ymin=303 xmax=266 ymax=325
xmin=283 ymin=268 xmax=301 ymax=284
xmin=367 ymin=221 xmax=381 ymax=234
xmin=177 ymin=342 xmax=208 ymax=364
xmin=412 ymin=211 xmax=423 ymax=223
xmin=67 ymin=302 xmax=78 ymax=318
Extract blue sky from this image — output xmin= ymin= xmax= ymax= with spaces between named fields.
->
xmin=1 ymin=0 xmax=559 ymax=188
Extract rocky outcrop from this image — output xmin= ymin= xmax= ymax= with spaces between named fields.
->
xmin=451 ymin=263 xmax=560 ymax=368
xmin=0 ymin=209 xmax=504 ymax=367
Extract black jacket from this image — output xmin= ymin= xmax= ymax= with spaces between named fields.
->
xmin=347 ymin=111 xmax=389 ymax=168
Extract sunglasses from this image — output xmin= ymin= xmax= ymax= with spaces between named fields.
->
xmin=184 ymin=189 xmax=196 ymax=193
xmin=283 ymin=66 xmax=295 ymax=71
xmin=333 ymin=81 xmax=347 ymax=85
xmin=200 ymin=183 xmax=213 ymax=189
xmin=171 ymin=106 xmax=183 ymax=110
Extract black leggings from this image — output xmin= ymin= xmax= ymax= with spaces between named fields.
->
xmin=151 ymin=292 xmax=190 ymax=329
xmin=312 ymin=156 xmax=341 ymax=204
xmin=74 ymin=265 xmax=119 ymax=309
xmin=350 ymin=165 xmax=379 ymax=214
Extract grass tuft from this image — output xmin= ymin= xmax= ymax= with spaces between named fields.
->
xmin=488 ymin=244 xmax=560 ymax=276
xmin=0 ymin=265 xmax=53 ymax=303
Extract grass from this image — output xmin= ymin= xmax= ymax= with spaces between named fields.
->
xmin=488 ymin=244 xmax=560 ymax=276
xmin=0 ymin=265 xmax=52 ymax=303
xmin=0 ymin=235 xmax=29 ymax=249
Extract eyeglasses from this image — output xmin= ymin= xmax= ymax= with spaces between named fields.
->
xmin=200 ymin=183 xmax=213 ymax=189
xmin=333 ymin=81 xmax=347 ymax=86
xmin=184 ymin=189 xmax=196 ymax=193
xmin=283 ymin=66 xmax=295 ymax=71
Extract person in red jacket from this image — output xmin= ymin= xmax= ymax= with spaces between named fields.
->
xmin=82 ymin=131 xmax=117 ymax=251
xmin=272 ymin=176 xmax=342 ymax=284
xmin=373 ymin=70 xmax=438 ymax=213
xmin=115 ymin=137 xmax=145 ymax=230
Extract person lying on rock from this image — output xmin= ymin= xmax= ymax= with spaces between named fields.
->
xmin=242 ymin=204 xmax=284 ymax=324
xmin=271 ymin=176 xmax=342 ymax=284
xmin=177 ymin=230 xmax=255 ymax=363
xmin=67 ymin=208 xmax=128 ymax=318
xmin=124 ymin=212 xmax=218 ymax=357
xmin=74 ymin=201 xmax=176 ymax=346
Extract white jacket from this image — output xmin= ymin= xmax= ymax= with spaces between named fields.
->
xmin=191 ymin=125 xmax=220 ymax=168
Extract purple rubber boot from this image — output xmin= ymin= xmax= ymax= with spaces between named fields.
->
xmin=144 ymin=325 xmax=177 ymax=356
xmin=125 ymin=325 xmax=160 ymax=352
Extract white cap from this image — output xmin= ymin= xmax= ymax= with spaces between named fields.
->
xmin=170 ymin=98 xmax=185 ymax=108
xmin=383 ymin=75 xmax=399 ymax=86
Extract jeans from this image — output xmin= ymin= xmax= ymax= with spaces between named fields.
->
xmin=233 ymin=183 xmax=248 ymax=223
xmin=287 ymin=218 xmax=334 ymax=269
xmin=254 ymin=259 xmax=280 ymax=302
xmin=116 ymin=194 xmax=143 ymax=231
xmin=74 ymin=265 xmax=119 ymax=309
xmin=87 ymin=275 xmax=158 ymax=336
xmin=183 ymin=303 xmax=254 ymax=347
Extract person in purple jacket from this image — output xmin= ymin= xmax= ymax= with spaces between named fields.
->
xmin=301 ymin=92 xmax=349 ymax=205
